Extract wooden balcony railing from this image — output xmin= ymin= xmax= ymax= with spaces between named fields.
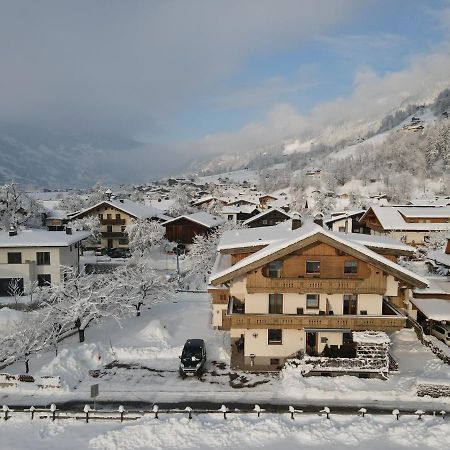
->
xmin=246 ymin=271 xmax=386 ymax=295
xmin=221 ymin=312 xmax=405 ymax=332
xmin=101 ymin=232 xmax=125 ymax=238
xmin=100 ymin=219 xmax=126 ymax=225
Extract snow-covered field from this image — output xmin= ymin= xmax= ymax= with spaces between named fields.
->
xmin=1 ymin=412 xmax=450 ymax=450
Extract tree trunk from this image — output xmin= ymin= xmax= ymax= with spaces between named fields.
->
xmin=135 ymin=302 xmax=143 ymax=317
xmin=78 ymin=327 xmax=85 ymax=343
xmin=25 ymin=358 xmax=29 ymax=374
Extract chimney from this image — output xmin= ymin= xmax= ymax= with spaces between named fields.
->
xmin=9 ymin=226 xmax=17 ymax=237
xmin=105 ymin=188 xmax=113 ymax=201
xmin=65 ymin=227 xmax=73 ymax=235
xmin=446 ymin=238 xmax=450 ymax=255
xmin=119 ymin=199 xmax=124 ymax=203
xmin=291 ymin=213 xmax=302 ymax=230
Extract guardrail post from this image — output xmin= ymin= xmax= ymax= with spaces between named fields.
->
xmin=2 ymin=405 xmax=9 ymax=421
xmin=358 ymin=408 xmax=367 ymax=418
xmin=392 ymin=409 xmax=400 ymax=420
xmin=440 ymin=410 xmax=446 ymax=420
xmin=153 ymin=405 xmax=159 ymax=419
xmin=254 ymin=405 xmax=261 ymax=418
xmin=84 ymin=405 xmax=91 ymax=423
xmin=50 ymin=404 xmax=57 ymax=421
xmin=29 ymin=406 xmax=35 ymax=420
xmin=220 ymin=405 xmax=228 ymax=420
xmin=185 ymin=406 xmax=192 ymax=420
xmin=320 ymin=407 xmax=330 ymax=419
xmin=118 ymin=405 xmax=125 ymax=422
xmin=289 ymin=406 xmax=295 ymax=420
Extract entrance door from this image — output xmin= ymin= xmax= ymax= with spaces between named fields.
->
xmin=306 ymin=331 xmax=318 ymax=356
xmin=107 ymin=239 xmax=114 ymax=248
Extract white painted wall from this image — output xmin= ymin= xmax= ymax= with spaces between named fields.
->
xmin=385 ymin=275 xmax=398 ymax=296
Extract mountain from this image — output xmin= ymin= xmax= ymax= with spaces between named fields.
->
xmin=0 ymin=124 xmax=162 ymax=188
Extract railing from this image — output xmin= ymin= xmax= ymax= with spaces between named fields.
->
xmin=246 ymin=272 xmax=386 ymax=294
xmin=222 ymin=313 xmax=406 ymax=332
xmin=100 ymin=219 xmax=126 ymax=225
xmin=101 ymin=232 xmax=125 ymax=238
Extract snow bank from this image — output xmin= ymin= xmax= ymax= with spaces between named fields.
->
xmin=89 ymin=414 xmax=450 ymax=450
xmin=0 ymin=308 xmax=27 ymax=334
xmin=37 ymin=343 xmax=111 ymax=389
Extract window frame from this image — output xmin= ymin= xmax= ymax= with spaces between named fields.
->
xmin=36 ymin=251 xmax=51 ymax=266
xmin=306 ymin=293 xmax=320 ymax=309
xmin=268 ymin=293 xmax=283 ymax=314
xmin=306 ymin=260 xmax=321 ymax=275
xmin=268 ymin=329 xmax=282 ymax=345
xmin=7 ymin=252 xmax=22 ymax=264
xmin=267 ymin=260 xmax=283 ymax=278
xmin=344 ymin=260 xmax=358 ymax=274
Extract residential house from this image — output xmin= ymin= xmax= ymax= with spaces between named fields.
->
xmin=221 ymin=206 xmax=260 ymax=225
xmin=68 ymin=199 xmax=170 ymax=249
xmin=324 ymin=210 xmax=371 ymax=234
xmin=163 ymin=212 xmax=225 ymax=245
xmin=0 ymin=228 xmax=90 ymax=295
xmin=208 ymin=222 xmax=427 ymax=370
xmin=427 ymin=238 xmax=450 ymax=276
xmin=360 ymin=206 xmax=450 ymax=245
xmin=243 ymin=208 xmax=295 ymax=228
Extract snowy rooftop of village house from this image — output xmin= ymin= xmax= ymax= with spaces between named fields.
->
xmin=70 ymin=199 xmax=171 ymax=221
xmin=163 ymin=211 xmax=226 ymax=229
xmin=427 ymin=249 xmax=450 ymax=268
xmin=0 ymin=229 xmax=91 ymax=247
xmin=242 ymin=208 xmax=292 ymax=225
xmin=323 ymin=209 xmax=366 ymax=225
xmin=210 ymin=222 xmax=429 ymax=287
xmin=221 ymin=205 xmax=260 ymax=214
xmin=410 ymin=297 xmax=450 ymax=321
xmin=413 ymin=278 xmax=450 ymax=295
xmin=364 ymin=205 xmax=450 ymax=231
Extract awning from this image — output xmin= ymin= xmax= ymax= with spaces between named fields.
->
xmin=410 ymin=298 xmax=450 ymax=321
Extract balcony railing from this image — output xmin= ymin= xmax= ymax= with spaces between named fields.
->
xmin=221 ymin=309 xmax=406 ymax=332
xmin=101 ymin=232 xmax=125 ymax=238
xmin=246 ymin=271 xmax=386 ymax=295
xmin=100 ymin=219 xmax=126 ymax=225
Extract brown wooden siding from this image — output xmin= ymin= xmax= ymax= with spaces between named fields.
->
xmin=164 ymin=218 xmax=213 ymax=244
xmin=209 ymin=288 xmax=230 ymax=304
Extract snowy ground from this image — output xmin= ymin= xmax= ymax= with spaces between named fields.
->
xmin=2 ymin=293 xmax=450 ymax=411
xmin=1 ymin=411 xmax=450 ymax=450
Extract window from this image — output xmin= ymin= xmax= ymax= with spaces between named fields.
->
xmin=227 ymin=215 xmax=233 ymax=221
xmin=107 ymin=214 xmax=112 ymax=219
xmin=37 ymin=274 xmax=51 ymax=287
xmin=36 ymin=252 xmax=50 ymax=266
xmin=107 ymin=225 xmax=113 ymax=232
xmin=343 ymin=332 xmax=353 ymax=344
xmin=116 ymin=214 xmax=121 ymax=220
xmin=343 ymin=294 xmax=358 ymax=315
xmin=270 ymin=358 xmax=280 ymax=365
xmin=7 ymin=252 xmax=22 ymax=264
xmin=98 ymin=214 xmax=103 ymax=220
xmin=121 ymin=226 xmax=126 ymax=232
xmin=306 ymin=260 xmax=320 ymax=274
xmin=344 ymin=261 xmax=358 ymax=274
xmin=269 ymin=293 xmax=283 ymax=314
xmin=268 ymin=329 xmax=282 ymax=345
xmin=306 ymin=294 xmax=319 ymax=309
xmin=320 ymin=337 xmax=328 ymax=344
xmin=267 ymin=260 xmax=282 ymax=278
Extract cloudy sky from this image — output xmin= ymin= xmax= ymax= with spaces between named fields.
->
xmin=2 ymin=0 xmax=450 ymax=173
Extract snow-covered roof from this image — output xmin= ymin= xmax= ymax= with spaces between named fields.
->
xmin=414 ymin=278 xmax=450 ymax=295
xmin=428 ymin=250 xmax=450 ymax=268
xmin=398 ymin=207 xmax=450 ymax=218
xmin=362 ymin=206 xmax=450 ymax=231
xmin=69 ymin=199 xmax=170 ymax=221
xmin=163 ymin=211 xmax=225 ymax=229
xmin=221 ymin=205 xmax=259 ymax=215
xmin=343 ymin=233 xmax=415 ymax=254
xmin=243 ymin=208 xmax=292 ymax=225
xmin=0 ymin=229 xmax=91 ymax=248
xmin=210 ymin=222 xmax=428 ymax=287
xmin=192 ymin=195 xmax=218 ymax=206
xmin=410 ymin=298 xmax=450 ymax=321
xmin=324 ymin=210 xmax=366 ymax=225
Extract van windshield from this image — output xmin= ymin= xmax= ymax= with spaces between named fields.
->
xmin=182 ymin=347 xmax=202 ymax=360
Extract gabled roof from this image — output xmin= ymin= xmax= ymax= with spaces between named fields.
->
xmin=221 ymin=205 xmax=260 ymax=215
xmin=0 ymin=229 xmax=91 ymax=247
xmin=163 ymin=211 xmax=225 ymax=229
xmin=68 ymin=199 xmax=170 ymax=221
xmin=243 ymin=208 xmax=292 ymax=225
xmin=324 ymin=210 xmax=366 ymax=225
xmin=210 ymin=222 xmax=428 ymax=288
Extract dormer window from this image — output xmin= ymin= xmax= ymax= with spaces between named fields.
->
xmin=267 ymin=260 xmax=282 ymax=278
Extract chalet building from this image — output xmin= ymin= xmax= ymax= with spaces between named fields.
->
xmin=221 ymin=206 xmax=260 ymax=225
xmin=324 ymin=210 xmax=371 ymax=234
xmin=427 ymin=238 xmax=450 ymax=276
xmin=68 ymin=199 xmax=169 ymax=249
xmin=259 ymin=195 xmax=278 ymax=209
xmin=243 ymin=208 xmax=295 ymax=228
xmin=163 ymin=212 xmax=225 ymax=245
xmin=360 ymin=206 xmax=450 ymax=245
xmin=0 ymin=228 xmax=89 ymax=296
xmin=208 ymin=222 xmax=427 ymax=370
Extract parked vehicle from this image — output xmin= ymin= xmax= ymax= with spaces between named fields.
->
xmin=431 ymin=324 xmax=450 ymax=346
xmin=179 ymin=339 xmax=206 ymax=378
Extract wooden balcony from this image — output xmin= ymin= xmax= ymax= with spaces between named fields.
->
xmin=221 ymin=312 xmax=406 ymax=332
xmin=100 ymin=219 xmax=126 ymax=225
xmin=101 ymin=232 xmax=125 ymax=238
xmin=246 ymin=271 xmax=386 ymax=295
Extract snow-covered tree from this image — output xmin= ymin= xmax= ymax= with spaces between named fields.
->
xmin=7 ymin=278 xmax=22 ymax=304
xmin=0 ymin=183 xmax=43 ymax=230
xmin=168 ymin=185 xmax=195 ymax=216
xmin=126 ymin=219 xmax=170 ymax=256
xmin=424 ymin=231 xmax=449 ymax=251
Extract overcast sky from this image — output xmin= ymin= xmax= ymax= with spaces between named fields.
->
xmin=2 ymin=0 xmax=450 ymax=173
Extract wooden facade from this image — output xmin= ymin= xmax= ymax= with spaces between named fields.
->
xmin=164 ymin=218 xmax=215 ymax=244
xmin=246 ymin=209 xmax=291 ymax=228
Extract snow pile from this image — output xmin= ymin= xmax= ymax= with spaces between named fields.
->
xmin=37 ymin=342 xmax=111 ymax=389
xmin=353 ymin=331 xmax=391 ymax=345
xmin=89 ymin=413 xmax=450 ymax=450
